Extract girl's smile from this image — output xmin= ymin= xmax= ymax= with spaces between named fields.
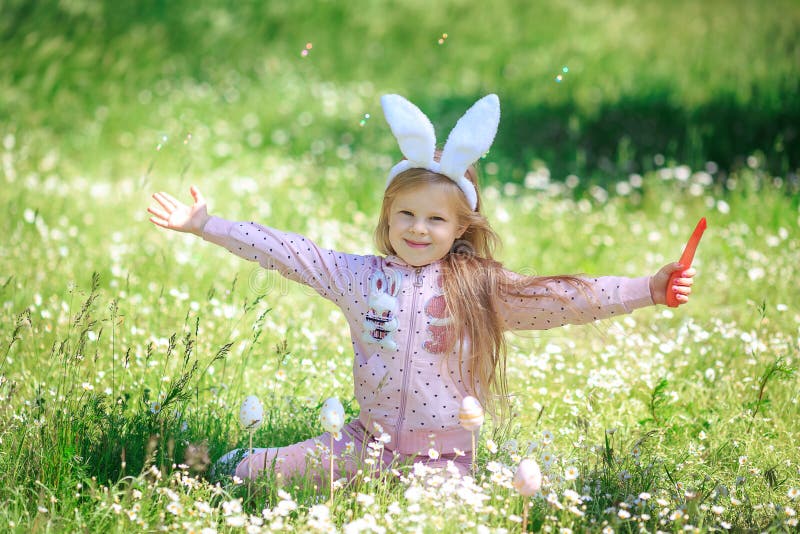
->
xmin=404 ymin=239 xmax=430 ymax=248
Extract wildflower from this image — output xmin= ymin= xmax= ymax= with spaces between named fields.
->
xmin=720 ymin=521 xmax=732 ymax=529
xmin=789 ymin=487 xmax=799 ymax=500
xmin=195 ymin=501 xmax=212 ymax=516
xmin=166 ymin=502 xmax=183 ymax=516
xmin=404 ymin=486 xmax=423 ymax=502
xmin=711 ymin=505 xmax=724 ymax=515
xmin=786 ymin=506 xmax=797 ymax=517
xmin=618 ymin=509 xmax=631 ymax=519
xmin=738 ymin=455 xmax=747 ymax=466
xmin=563 ymin=489 xmax=581 ymax=504
xmin=222 ymin=499 xmax=243 ymax=516
xmin=149 ymin=401 xmax=162 ymax=414
xmin=428 ymin=448 xmax=440 ymax=460
xmin=225 ymin=515 xmax=247 ymax=527
xmin=602 ymin=527 xmax=614 ymax=534
xmin=81 ymin=382 xmax=94 ymax=391
xmin=568 ymin=505 xmax=584 ymax=517
xmin=541 ymin=451 xmax=555 ymax=468
xmin=670 ymin=509 xmax=685 ymax=521
xmin=542 ymin=430 xmax=554 ymax=443
xmin=356 ymin=493 xmax=375 ymax=507
xmin=486 ymin=439 xmax=498 ymax=454
xmin=546 ymin=492 xmax=564 ymax=510
xmin=564 ymin=465 xmax=579 ymax=480
xmin=486 ymin=461 xmax=502 ymax=473
xmin=308 ymin=504 xmax=330 ymax=521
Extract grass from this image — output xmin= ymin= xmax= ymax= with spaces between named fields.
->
xmin=1 ymin=0 xmax=799 ymax=531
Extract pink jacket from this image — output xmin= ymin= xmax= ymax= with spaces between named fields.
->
xmin=202 ymin=216 xmax=654 ymax=455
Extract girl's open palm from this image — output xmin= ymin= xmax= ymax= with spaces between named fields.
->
xmin=148 ymin=185 xmax=210 ymax=236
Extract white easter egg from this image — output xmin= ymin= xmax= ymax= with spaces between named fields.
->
xmin=513 ymin=458 xmax=542 ymax=496
xmin=459 ymin=395 xmax=485 ymax=431
xmin=239 ymin=395 xmax=264 ymax=430
xmin=320 ymin=397 xmax=345 ymax=434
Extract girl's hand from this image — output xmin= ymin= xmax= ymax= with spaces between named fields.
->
xmin=649 ymin=262 xmax=696 ymax=306
xmin=148 ymin=185 xmax=211 ymax=236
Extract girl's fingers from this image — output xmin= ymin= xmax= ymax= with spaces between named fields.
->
xmin=149 ymin=216 xmax=169 ymax=228
xmin=190 ymin=185 xmax=205 ymax=204
xmin=152 ymin=192 xmax=176 ymax=211
xmin=147 ymin=206 xmax=170 ymax=221
xmin=160 ymin=191 xmax=182 ymax=207
xmin=673 ymin=285 xmax=692 ymax=296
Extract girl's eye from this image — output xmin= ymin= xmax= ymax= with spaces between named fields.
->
xmin=430 ymin=216 xmax=445 ymax=222
xmin=400 ymin=210 xmax=413 ymax=216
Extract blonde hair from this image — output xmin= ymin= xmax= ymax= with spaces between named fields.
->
xmin=374 ymin=162 xmax=586 ymax=419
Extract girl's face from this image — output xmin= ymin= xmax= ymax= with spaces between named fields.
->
xmin=387 ymin=184 xmax=465 ymax=267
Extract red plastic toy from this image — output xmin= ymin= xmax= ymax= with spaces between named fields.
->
xmin=666 ymin=217 xmax=707 ymax=307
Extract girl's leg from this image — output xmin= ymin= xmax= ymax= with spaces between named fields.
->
xmin=234 ymin=420 xmax=375 ymax=483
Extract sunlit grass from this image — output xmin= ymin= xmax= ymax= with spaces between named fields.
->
xmin=1 ymin=135 xmax=798 ymax=530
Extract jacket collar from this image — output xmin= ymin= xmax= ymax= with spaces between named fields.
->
xmin=384 ymin=255 xmax=442 ymax=269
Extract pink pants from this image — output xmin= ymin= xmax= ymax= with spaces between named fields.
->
xmin=235 ymin=420 xmax=471 ymax=483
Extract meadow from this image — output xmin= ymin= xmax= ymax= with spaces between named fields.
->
xmin=1 ymin=1 xmax=799 ymax=532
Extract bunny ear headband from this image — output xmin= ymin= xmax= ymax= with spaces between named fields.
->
xmin=381 ymin=93 xmax=501 ymax=211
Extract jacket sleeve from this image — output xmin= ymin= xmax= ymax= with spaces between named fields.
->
xmin=201 ymin=216 xmax=370 ymax=305
xmin=496 ymin=273 xmax=654 ymax=331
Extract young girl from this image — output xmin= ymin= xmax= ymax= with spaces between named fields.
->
xmin=148 ymin=94 xmax=695 ymax=482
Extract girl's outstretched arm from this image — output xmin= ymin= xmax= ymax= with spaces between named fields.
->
xmin=649 ymin=262 xmax=696 ymax=306
xmin=148 ymin=185 xmax=211 ymax=236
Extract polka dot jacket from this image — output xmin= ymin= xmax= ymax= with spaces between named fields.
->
xmin=202 ymin=217 xmax=654 ymax=455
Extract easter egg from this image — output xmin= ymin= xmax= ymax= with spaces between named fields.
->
xmin=239 ymin=395 xmax=264 ymax=430
xmin=459 ymin=395 xmax=484 ymax=431
xmin=320 ymin=397 xmax=345 ymax=434
xmin=513 ymin=458 xmax=542 ymax=496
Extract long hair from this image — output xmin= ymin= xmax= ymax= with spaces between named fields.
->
xmin=374 ymin=163 xmax=587 ymax=419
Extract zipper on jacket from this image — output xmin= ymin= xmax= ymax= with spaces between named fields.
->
xmin=396 ymin=266 xmax=423 ymax=451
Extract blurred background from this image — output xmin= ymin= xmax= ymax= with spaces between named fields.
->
xmin=1 ymin=0 xmax=798 ymax=188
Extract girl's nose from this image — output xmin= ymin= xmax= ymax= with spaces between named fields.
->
xmin=411 ymin=219 xmax=427 ymax=234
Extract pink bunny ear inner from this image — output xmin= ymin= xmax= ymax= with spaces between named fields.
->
xmin=381 ymin=94 xmax=437 ymax=166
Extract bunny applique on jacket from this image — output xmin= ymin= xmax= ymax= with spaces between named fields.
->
xmin=202 ymin=217 xmax=654 ymax=456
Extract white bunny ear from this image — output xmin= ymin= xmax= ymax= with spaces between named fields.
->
xmin=381 ymin=94 xmax=437 ymax=167
xmin=439 ymin=94 xmax=500 ymax=182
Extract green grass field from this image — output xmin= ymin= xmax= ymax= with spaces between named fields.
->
xmin=1 ymin=1 xmax=799 ymax=532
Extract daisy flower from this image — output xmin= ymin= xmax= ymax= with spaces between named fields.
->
xmin=564 ymin=465 xmax=579 ymax=480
